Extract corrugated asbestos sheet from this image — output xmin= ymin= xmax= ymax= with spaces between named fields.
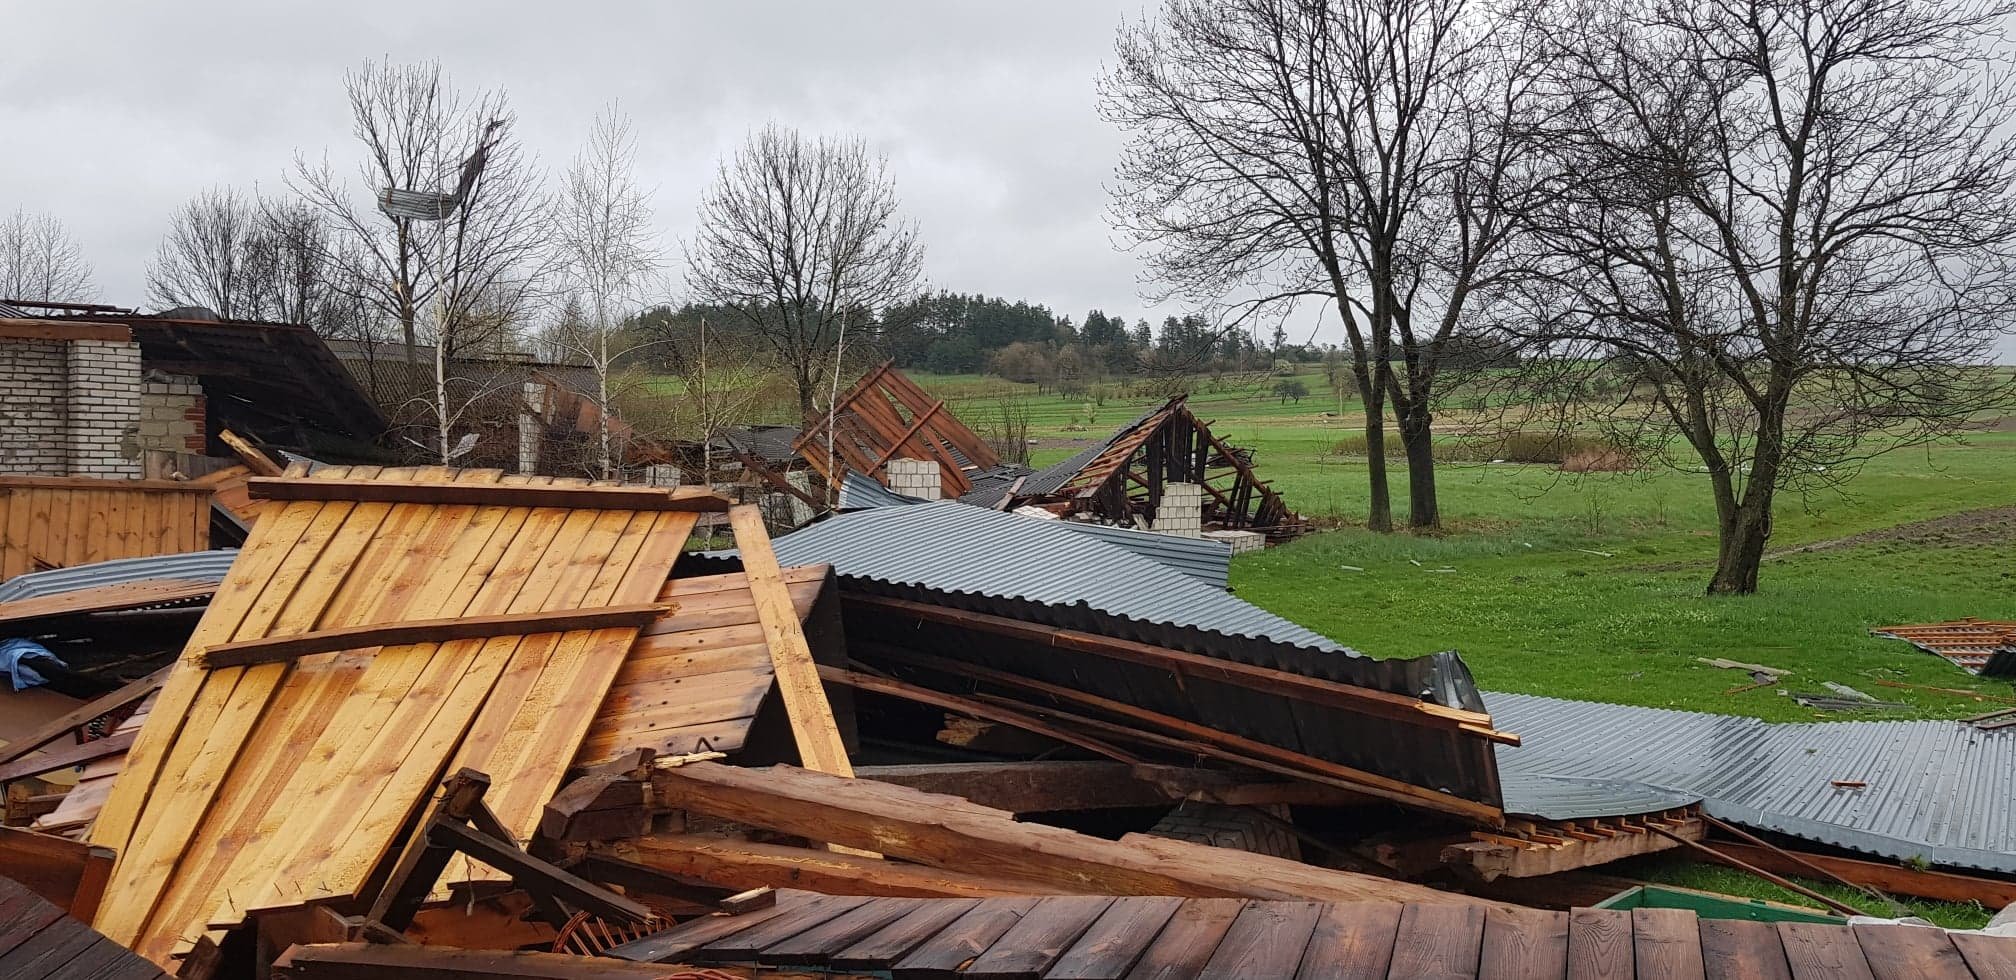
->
xmin=0 ymin=550 xmax=239 ymax=602
xmin=1489 ymin=692 xmax=2016 ymax=872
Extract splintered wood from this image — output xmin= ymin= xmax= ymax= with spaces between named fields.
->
xmin=87 ymin=467 xmax=706 ymax=966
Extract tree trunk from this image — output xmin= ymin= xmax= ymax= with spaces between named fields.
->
xmin=1397 ymin=401 xmax=1439 ymax=531
xmin=1360 ymin=409 xmax=1393 ymax=533
xmin=1707 ymin=500 xmax=1771 ymax=595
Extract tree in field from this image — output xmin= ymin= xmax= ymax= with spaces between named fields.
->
xmin=552 ymin=105 xmax=663 ymax=478
xmin=0 ymin=209 xmax=94 ymax=304
xmin=1105 ymin=0 xmax=1544 ymax=531
xmin=1516 ymin=0 xmax=2016 ymax=594
xmin=1275 ymin=378 xmax=1310 ymax=404
xmin=686 ymin=124 xmax=924 ymax=417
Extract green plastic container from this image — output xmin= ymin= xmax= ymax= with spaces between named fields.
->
xmin=1595 ymin=884 xmax=1846 ymax=924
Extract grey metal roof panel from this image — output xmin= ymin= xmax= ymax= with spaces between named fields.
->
xmin=0 ymin=302 xmax=29 ymax=318
xmin=0 ymin=549 xmax=239 ymax=602
xmin=837 ymin=472 xmax=929 ymax=510
xmin=1048 ymin=521 xmax=1232 ymax=590
xmin=1488 ymin=691 xmax=2016 ymax=872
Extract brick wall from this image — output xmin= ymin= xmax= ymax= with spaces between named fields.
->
xmin=886 ymin=458 xmax=942 ymax=501
xmin=138 ymin=371 xmax=207 ymax=456
xmin=0 ymin=340 xmax=69 ymax=475
xmin=1153 ymin=482 xmax=1204 ymax=539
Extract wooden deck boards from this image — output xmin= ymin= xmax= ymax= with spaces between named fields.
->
xmin=0 ymin=874 xmax=166 ymax=980
xmin=82 ymin=467 xmax=694 ymax=967
xmin=601 ymin=891 xmax=2005 ymax=979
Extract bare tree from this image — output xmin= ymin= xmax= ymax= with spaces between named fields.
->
xmin=147 ymin=187 xmax=262 ymax=317
xmin=677 ymin=316 xmax=769 ymax=486
xmin=686 ymin=124 xmax=924 ymax=417
xmin=289 ymin=59 xmax=548 ymax=365
xmin=1516 ymin=0 xmax=2016 ymax=593
xmin=0 ymin=209 xmax=95 ymax=304
xmin=1105 ymin=0 xmax=1543 ymax=531
xmin=553 ymin=105 xmax=663 ymax=478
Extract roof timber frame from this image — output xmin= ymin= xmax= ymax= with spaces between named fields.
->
xmin=794 ymin=362 xmax=999 ymax=499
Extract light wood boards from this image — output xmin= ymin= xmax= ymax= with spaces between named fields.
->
xmin=0 ymin=580 xmax=215 ymax=629
xmin=246 ymin=476 xmax=732 ymax=511
xmin=726 ymin=506 xmax=851 ymax=778
xmin=0 ymin=476 xmax=211 ymax=580
xmin=83 ymin=466 xmax=692 ymax=967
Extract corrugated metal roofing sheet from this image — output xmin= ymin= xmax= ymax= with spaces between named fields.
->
xmin=1488 ymin=691 xmax=2016 ymax=872
xmin=1047 ymin=521 xmax=1232 ymax=590
xmin=836 ymin=473 xmax=929 ymax=511
xmin=0 ymin=550 xmax=239 ymax=603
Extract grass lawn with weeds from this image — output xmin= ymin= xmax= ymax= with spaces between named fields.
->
xmin=1614 ymin=856 xmax=1994 ymax=928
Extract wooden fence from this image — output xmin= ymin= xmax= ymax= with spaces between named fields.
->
xmin=0 ymin=476 xmax=212 ymax=580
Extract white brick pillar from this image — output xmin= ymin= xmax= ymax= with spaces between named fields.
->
xmin=1154 ymin=482 xmax=1204 ymax=539
xmin=885 ymin=458 xmax=942 ymax=501
xmin=517 ymin=381 xmax=546 ymax=475
xmin=0 ymin=339 xmax=70 ymax=475
xmin=643 ymin=464 xmax=680 ymax=488
xmin=64 ymin=339 xmax=142 ymax=478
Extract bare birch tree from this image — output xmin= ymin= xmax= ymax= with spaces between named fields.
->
xmin=686 ymin=124 xmax=924 ymax=417
xmin=0 ymin=209 xmax=95 ymax=304
xmin=1105 ymin=0 xmax=1544 ymax=531
xmin=553 ymin=105 xmax=663 ymax=478
xmin=1514 ymin=0 xmax=2016 ymax=593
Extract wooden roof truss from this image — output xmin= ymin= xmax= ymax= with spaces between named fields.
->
xmin=1057 ymin=398 xmax=1301 ymax=537
xmin=794 ymin=362 xmax=1000 ymax=500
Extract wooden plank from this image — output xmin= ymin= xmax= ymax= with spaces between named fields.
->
xmin=195 ymin=603 xmax=671 ymax=668
xmin=1478 ymin=905 xmax=1568 ymax=980
xmin=0 ymin=319 xmax=132 ymax=342
xmin=846 ymin=595 xmax=1513 ymax=742
xmin=1851 ymin=924 xmax=1972 ymax=980
xmin=699 ymin=893 xmax=873 ymax=959
xmin=219 ymin=430 xmax=284 ymax=476
xmin=0 ymin=666 xmax=167 ymax=766
xmin=247 ymin=476 xmax=731 ymax=511
xmin=1633 ymin=908 xmax=1706 ymax=980
xmin=730 ymin=504 xmax=853 ymax=779
xmin=1123 ymin=898 xmax=1245 ymax=980
xmin=759 ymin=897 xmax=924 ymax=964
xmin=961 ymin=895 xmax=1113 ymax=978
xmin=1567 ymin=907 xmax=1634 ymax=980
xmin=853 ymin=762 xmax=1363 ymax=813
xmin=1951 ymin=931 xmax=2016 ymax=980
xmin=1698 ymin=918 xmax=1792 ymax=980
xmin=1698 ymin=841 xmax=2016 ymax=909
xmin=891 ymin=897 xmax=1041 ymax=978
xmin=1776 ymin=922 xmax=1874 ymax=980
xmin=831 ymin=898 xmax=983 ymax=970
xmin=604 ymin=892 xmax=814 ymax=963
xmin=272 ymin=943 xmax=707 ymax=979
xmin=652 ymin=762 xmax=1496 ymax=906
xmin=1195 ymin=900 xmax=1323 ymax=980
xmin=1045 ymin=896 xmax=1185 ymax=980
xmin=1292 ymin=901 xmax=1402 ymax=980
xmin=1384 ymin=903 xmax=1485 ymax=980
xmin=0 ymin=729 xmax=134 ymax=783
xmin=426 ymin=820 xmax=652 ymax=925
xmin=615 ymin=835 xmax=1057 ymax=899
xmin=0 ymin=475 xmax=208 ymax=493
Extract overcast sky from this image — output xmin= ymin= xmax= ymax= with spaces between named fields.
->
xmin=2 ymin=2 xmax=1263 ymax=335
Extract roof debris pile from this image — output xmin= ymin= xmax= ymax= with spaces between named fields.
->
xmin=2 ymin=464 xmax=2015 ymax=978
xmin=1875 ymin=618 xmax=2016 ymax=676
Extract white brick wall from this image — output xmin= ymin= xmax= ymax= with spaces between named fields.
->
xmin=886 ymin=458 xmax=942 ymax=501
xmin=65 ymin=340 xmax=143 ymax=478
xmin=0 ymin=340 xmax=69 ymax=475
xmin=1153 ymin=482 xmax=1204 ymax=539
xmin=137 ymin=370 xmax=206 ymax=456
xmin=1203 ymin=528 xmax=1267 ymax=554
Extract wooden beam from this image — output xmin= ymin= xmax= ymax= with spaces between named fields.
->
xmin=0 ymin=580 xmax=216 ymax=630
xmin=273 ymin=943 xmax=708 ymax=979
xmin=246 ymin=477 xmax=733 ymax=511
xmin=728 ymin=505 xmax=852 ymax=779
xmin=368 ymin=770 xmax=495 ymax=932
xmin=219 ymin=429 xmax=284 ymax=476
xmin=0 ymin=474 xmax=212 ymax=493
xmin=0 ymin=319 xmax=131 ymax=343
xmin=611 ymin=835 xmax=1056 ymax=899
xmin=0 ymin=729 xmax=134 ymax=784
xmin=867 ymin=400 xmax=947 ymax=470
xmin=844 ymin=594 xmax=1515 ymax=744
xmin=0 ymin=826 xmax=117 ymax=916
xmin=650 ymin=762 xmax=1493 ymax=907
xmin=428 ymin=821 xmax=653 ymax=926
xmin=851 ymin=646 xmax=1490 ymax=822
xmin=1440 ymin=819 xmax=1703 ymax=880
xmin=1697 ymin=841 xmax=2016 ymax=909
xmin=0 ymin=666 xmax=167 ymax=767
xmin=196 ymin=604 xmax=672 ymax=668
xmin=819 ymin=666 xmax=1143 ymax=765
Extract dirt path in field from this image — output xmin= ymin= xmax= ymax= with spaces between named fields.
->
xmin=1766 ymin=503 xmax=2016 ymax=559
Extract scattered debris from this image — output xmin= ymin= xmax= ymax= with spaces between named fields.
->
xmin=1873 ymin=618 xmax=2016 ymax=675
xmin=1822 ymin=681 xmax=1877 ymax=702
xmin=1788 ymin=692 xmax=1913 ymax=712
xmin=1572 ymin=548 xmax=1614 ymax=558
xmin=1696 ymin=657 xmax=1792 ymax=677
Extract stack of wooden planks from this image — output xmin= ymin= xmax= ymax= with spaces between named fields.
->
xmin=85 ymin=467 xmax=722 ymax=967
xmin=0 ymin=476 xmax=213 ymax=579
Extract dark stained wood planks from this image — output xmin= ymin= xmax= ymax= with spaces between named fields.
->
xmin=891 ymin=896 xmax=1041 ymax=977
xmin=1777 ymin=921 xmax=1875 ymax=980
xmin=1632 ymin=907 xmax=1707 ymax=980
xmin=962 ymin=895 xmax=1115 ymax=978
xmin=1852 ymin=923 xmax=1973 ymax=980
xmin=1123 ymin=898 xmax=1246 ymax=980
xmin=1479 ymin=906 xmax=1569 ymax=980
xmin=1568 ymin=907 xmax=1635 ymax=979
xmin=1045 ymin=896 xmax=1185 ymax=980
xmin=1195 ymin=900 xmax=1323 ymax=980
xmin=0 ymin=875 xmax=166 ymax=980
